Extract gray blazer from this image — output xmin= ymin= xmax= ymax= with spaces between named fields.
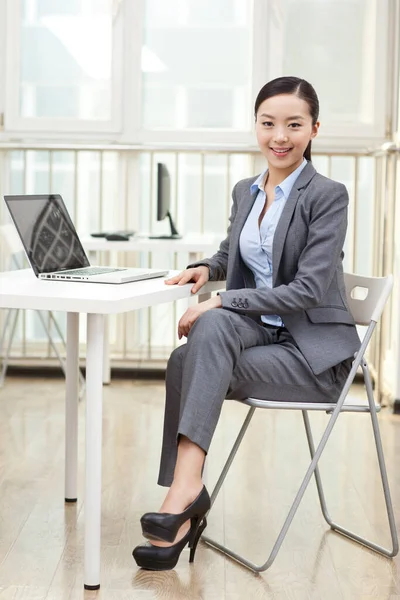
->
xmin=189 ymin=162 xmax=360 ymax=376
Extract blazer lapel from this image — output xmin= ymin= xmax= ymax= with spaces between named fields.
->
xmin=229 ymin=180 xmax=259 ymax=271
xmin=272 ymin=162 xmax=317 ymax=285
xmin=235 ymin=184 xmax=259 ymax=235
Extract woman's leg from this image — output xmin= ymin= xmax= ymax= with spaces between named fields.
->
xmin=151 ymin=435 xmax=206 ymax=547
xmin=226 ymin=328 xmax=352 ymax=403
xmin=157 ymin=310 xmax=274 ymax=487
xmin=151 ymin=310 xmax=274 ymax=547
xmin=157 ymin=344 xmax=187 ymax=487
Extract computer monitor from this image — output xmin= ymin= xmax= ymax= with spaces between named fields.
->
xmin=149 ymin=163 xmax=181 ymax=239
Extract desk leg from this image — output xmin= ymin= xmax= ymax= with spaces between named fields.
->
xmin=65 ymin=312 xmax=79 ymax=502
xmin=84 ymin=313 xmax=104 ymax=590
xmin=102 ymin=316 xmax=111 ymax=385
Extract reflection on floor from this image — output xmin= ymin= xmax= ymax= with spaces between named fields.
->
xmin=0 ymin=376 xmax=398 ymax=599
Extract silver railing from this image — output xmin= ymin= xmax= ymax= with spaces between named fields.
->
xmin=0 ymin=142 xmax=398 ymax=402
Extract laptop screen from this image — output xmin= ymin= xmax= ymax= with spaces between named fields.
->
xmin=4 ymin=194 xmax=90 ymax=276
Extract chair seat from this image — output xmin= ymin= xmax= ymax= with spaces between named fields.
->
xmin=241 ymin=397 xmax=380 ymax=413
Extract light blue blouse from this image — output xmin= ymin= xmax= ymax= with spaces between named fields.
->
xmin=239 ymin=159 xmax=307 ymax=327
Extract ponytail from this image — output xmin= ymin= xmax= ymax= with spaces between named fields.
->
xmin=303 ymin=140 xmax=312 ymax=161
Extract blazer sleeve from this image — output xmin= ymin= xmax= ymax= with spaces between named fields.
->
xmin=186 ymin=183 xmax=239 ymax=281
xmin=219 ymin=182 xmax=349 ymax=315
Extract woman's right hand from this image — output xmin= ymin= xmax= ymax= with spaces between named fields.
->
xmin=164 ymin=266 xmax=210 ymax=294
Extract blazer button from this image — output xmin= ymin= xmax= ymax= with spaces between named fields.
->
xmin=238 ymin=302 xmax=244 ymax=308
xmin=243 ymin=301 xmax=249 ymax=309
xmin=231 ymin=297 xmax=237 ymax=307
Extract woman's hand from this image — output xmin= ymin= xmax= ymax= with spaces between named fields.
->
xmin=178 ymin=296 xmax=222 ymax=339
xmin=164 ymin=266 xmax=210 ymax=294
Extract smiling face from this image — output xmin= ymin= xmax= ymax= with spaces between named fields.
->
xmin=255 ymin=93 xmax=319 ymax=178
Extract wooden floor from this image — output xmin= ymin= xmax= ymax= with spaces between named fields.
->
xmin=0 ymin=375 xmax=398 ymax=600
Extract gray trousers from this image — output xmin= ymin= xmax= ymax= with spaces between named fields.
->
xmin=157 ymin=309 xmax=351 ymax=487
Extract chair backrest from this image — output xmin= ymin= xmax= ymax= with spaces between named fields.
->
xmin=0 ymin=223 xmax=24 ymax=254
xmin=344 ymin=272 xmax=393 ymax=326
xmin=0 ymin=224 xmax=25 ymax=269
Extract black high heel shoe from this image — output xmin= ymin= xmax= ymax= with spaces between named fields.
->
xmin=132 ymin=517 xmax=207 ymax=570
xmin=140 ymin=485 xmax=210 ymax=543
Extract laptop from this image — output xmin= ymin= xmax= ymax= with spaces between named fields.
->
xmin=4 ymin=194 xmax=168 ymax=284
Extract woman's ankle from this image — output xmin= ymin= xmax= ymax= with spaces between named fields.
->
xmin=160 ymin=480 xmax=203 ymax=513
xmin=170 ymin=478 xmax=203 ymax=498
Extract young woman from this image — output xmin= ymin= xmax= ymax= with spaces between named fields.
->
xmin=132 ymin=76 xmax=360 ymax=570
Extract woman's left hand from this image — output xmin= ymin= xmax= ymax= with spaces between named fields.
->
xmin=178 ymin=296 xmax=222 ymax=339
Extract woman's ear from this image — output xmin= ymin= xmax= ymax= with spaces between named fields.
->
xmin=311 ymin=121 xmax=320 ymax=139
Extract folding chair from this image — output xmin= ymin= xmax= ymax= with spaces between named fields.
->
xmin=0 ymin=224 xmax=86 ymax=397
xmin=202 ymin=273 xmax=399 ymax=571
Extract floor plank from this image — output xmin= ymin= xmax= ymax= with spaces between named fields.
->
xmin=0 ymin=376 xmax=398 ymax=599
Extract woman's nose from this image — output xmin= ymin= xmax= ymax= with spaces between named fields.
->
xmin=274 ymin=130 xmax=289 ymax=143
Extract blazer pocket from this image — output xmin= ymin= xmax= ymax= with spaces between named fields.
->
xmin=305 ymin=306 xmax=355 ymax=325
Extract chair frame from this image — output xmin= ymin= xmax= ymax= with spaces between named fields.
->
xmin=0 ymin=307 xmax=86 ymax=397
xmin=202 ymin=274 xmax=399 ymax=572
xmin=0 ymin=230 xmax=85 ymax=397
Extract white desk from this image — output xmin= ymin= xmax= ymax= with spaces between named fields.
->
xmin=80 ymin=233 xmax=222 ymax=383
xmin=79 ymin=233 xmax=222 ymax=261
xmin=0 ymin=269 xmax=224 ymax=590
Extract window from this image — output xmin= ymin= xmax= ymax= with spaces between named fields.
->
xmin=2 ymin=0 xmax=391 ymax=146
xmin=271 ymin=0 xmax=388 ymax=140
xmin=5 ymin=0 xmax=123 ymax=133
xmin=141 ymin=0 xmax=253 ymax=132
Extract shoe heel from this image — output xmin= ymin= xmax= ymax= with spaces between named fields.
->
xmin=189 ymin=517 xmax=207 ymax=563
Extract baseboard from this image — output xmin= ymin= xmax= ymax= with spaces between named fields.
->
xmin=4 ymin=364 xmax=166 ymax=381
xmin=3 ymin=364 xmax=370 ymax=387
xmin=393 ymin=399 xmax=400 ymax=415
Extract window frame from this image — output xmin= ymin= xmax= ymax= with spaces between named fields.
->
xmin=3 ymin=0 xmax=124 ymax=136
xmin=123 ymin=0 xmax=261 ymax=146
xmin=0 ymin=0 xmax=393 ymax=150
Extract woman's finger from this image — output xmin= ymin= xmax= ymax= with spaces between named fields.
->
xmin=166 ymin=271 xmax=194 ymax=286
xmin=176 ymin=273 xmax=195 ymax=286
xmin=191 ymin=276 xmax=206 ymax=294
xmin=164 ymin=272 xmax=184 ymax=285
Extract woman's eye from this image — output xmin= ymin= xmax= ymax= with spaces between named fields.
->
xmin=262 ymin=121 xmax=273 ymax=127
xmin=289 ymin=123 xmax=301 ymax=128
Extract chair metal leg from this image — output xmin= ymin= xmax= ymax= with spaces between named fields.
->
xmin=203 ymin=405 xmax=344 ymax=571
xmin=0 ymin=308 xmax=86 ymax=398
xmin=202 ymin=354 xmax=371 ymax=572
xmin=209 ymin=406 xmax=256 ymax=507
xmin=302 ymin=410 xmax=333 ymax=525
xmin=0 ymin=309 xmax=14 ymax=357
xmin=0 ymin=309 xmax=19 ymax=387
xmin=302 ymin=364 xmax=398 ymax=558
xmin=325 ymin=361 xmax=398 ymax=556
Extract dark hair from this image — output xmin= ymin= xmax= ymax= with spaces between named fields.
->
xmin=254 ymin=76 xmax=319 ymax=161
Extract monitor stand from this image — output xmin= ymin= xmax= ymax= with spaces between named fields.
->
xmin=149 ymin=211 xmax=182 ymax=239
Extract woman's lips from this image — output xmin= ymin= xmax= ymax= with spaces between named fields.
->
xmin=270 ymin=147 xmax=292 ymax=158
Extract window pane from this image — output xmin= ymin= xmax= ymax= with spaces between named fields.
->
xmin=280 ymin=0 xmax=380 ymax=127
xmin=141 ymin=0 xmax=253 ymax=130
xmin=19 ymin=0 xmax=113 ymax=120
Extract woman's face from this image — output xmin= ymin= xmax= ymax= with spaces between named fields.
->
xmin=255 ymin=93 xmax=319 ymax=172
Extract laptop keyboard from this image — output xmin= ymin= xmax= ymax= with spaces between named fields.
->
xmin=63 ymin=267 xmax=127 ymax=275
